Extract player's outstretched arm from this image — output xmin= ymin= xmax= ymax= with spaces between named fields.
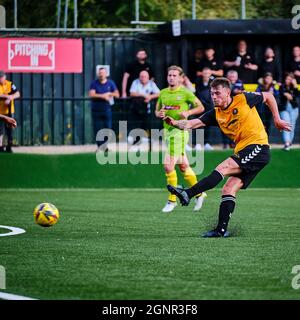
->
xmin=163 ymin=116 xmax=205 ymax=130
xmin=262 ymin=92 xmax=292 ymax=132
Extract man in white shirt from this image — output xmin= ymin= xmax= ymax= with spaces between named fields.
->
xmin=128 ymin=70 xmax=160 ymax=145
xmin=130 ymin=70 xmax=160 ymax=102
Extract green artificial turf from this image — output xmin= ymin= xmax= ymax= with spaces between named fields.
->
xmin=0 ymin=149 xmax=299 ymax=188
xmin=0 ymin=189 xmax=299 ymax=300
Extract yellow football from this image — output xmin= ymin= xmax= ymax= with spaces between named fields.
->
xmin=33 ymin=203 xmax=60 ymax=227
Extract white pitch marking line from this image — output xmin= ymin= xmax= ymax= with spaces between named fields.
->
xmin=0 ymin=292 xmax=37 ymax=300
xmin=0 ymin=225 xmax=26 ymax=237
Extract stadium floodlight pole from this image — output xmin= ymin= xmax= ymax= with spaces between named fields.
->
xmin=135 ymin=0 xmax=140 ymax=26
xmin=192 ymin=0 xmax=196 ymax=20
xmin=57 ymin=0 xmax=61 ymax=29
xmin=64 ymin=0 xmax=69 ymax=30
xmin=14 ymin=0 xmax=17 ymax=29
xmin=241 ymin=0 xmax=246 ymax=19
xmin=74 ymin=0 xmax=78 ymax=29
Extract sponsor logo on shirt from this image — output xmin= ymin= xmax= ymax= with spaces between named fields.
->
xmin=164 ymin=105 xmax=181 ymax=110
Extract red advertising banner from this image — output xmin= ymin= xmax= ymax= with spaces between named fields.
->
xmin=0 ymin=38 xmax=82 ymax=73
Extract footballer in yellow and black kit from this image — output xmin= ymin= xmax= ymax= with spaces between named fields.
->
xmin=167 ymin=76 xmax=291 ymax=238
xmin=200 ymin=92 xmax=270 ymax=189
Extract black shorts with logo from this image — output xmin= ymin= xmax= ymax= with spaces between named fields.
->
xmin=230 ymin=144 xmax=271 ymax=189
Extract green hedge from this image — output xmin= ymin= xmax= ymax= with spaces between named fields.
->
xmin=0 ymin=149 xmax=299 ymax=188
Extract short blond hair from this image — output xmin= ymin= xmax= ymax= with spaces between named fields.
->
xmin=168 ymin=65 xmax=184 ymax=76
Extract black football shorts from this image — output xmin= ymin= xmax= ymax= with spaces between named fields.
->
xmin=230 ymin=144 xmax=271 ymax=189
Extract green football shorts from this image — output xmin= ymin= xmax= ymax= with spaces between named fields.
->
xmin=164 ymin=128 xmax=189 ymax=157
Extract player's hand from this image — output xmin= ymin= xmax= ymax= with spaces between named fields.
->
xmin=5 ymin=116 xmax=17 ymax=128
xmin=163 ymin=116 xmax=177 ymax=127
xmin=157 ymin=108 xmax=166 ymax=119
xmin=275 ymin=118 xmax=292 ymax=132
xmin=179 ymin=111 xmax=190 ymax=119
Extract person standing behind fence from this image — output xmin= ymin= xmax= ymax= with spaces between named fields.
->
xmin=0 ymin=70 xmax=20 ymax=153
xmin=279 ymin=73 xmax=299 ymax=151
xmin=195 ymin=67 xmax=214 ymax=150
xmin=122 ymin=49 xmax=154 ymax=98
xmin=197 ymin=45 xmax=224 ymax=78
xmin=224 ymin=40 xmax=258 ymax=84
xmin=287 ymin=46 xmax=300 ymax=84
xmin=129 ymin=70 xmax=160 ymax=145
xmin=259 ymin=47 xmax=281 ymax=83
xmin=88 ymin=68 xmax=119 ymax=148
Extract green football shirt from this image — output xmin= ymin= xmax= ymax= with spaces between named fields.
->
xmin=157 ymin=86 xmax=197 ymax=131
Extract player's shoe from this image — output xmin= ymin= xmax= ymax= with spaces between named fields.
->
xmin=167 ymin=185 xmax=190 ymax=206
xmin=193 ymin=192 xmax=207 ymax=211
xmin=162 ymin=201 xmax=177 ymax=213
xmin=202 ymin=229 xmax=230 ymax=238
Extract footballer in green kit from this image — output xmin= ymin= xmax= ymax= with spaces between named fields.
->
xmin=155 ymin=65 xmax=207 ymax=212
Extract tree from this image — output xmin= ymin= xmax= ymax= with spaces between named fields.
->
xmin=1 ymin=0 xmax=298 ymax=29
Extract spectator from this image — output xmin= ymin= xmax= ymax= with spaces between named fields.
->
xmin=89 ymin=68 xmax=120 ymax=148
xmin=256 ymin=72 xmax=279 ymax=135
xmin=122 ymin=48 xmax=154 ymax=98
xmin=0 ymin=70 xmax=20 ymax=153
xmin=226 ymin=70 xmax=245 ymax=96
xmin=224 ymin=40 xmax=258 ymax=83
xmin=287 ymin=45 xmax=300 ymax=83
xmin=181 ymin=73 xmax=195 ymax=93
xmin=279 ymin=73 xmax=299 ymax=151
xmin=195 ymin=68 xmax=214 ymax=108
xmin=197 ymin=45 xmax=223 ymax=78
xmin=188 ymin=48 xmax=203 ymax=83
xmin=259 ymin=47 xmax=281 ymax=83
xmin=195 ymin=67 xmax=214 ymax=150
xmin=129 ymin=70 xmax=160 ymax=144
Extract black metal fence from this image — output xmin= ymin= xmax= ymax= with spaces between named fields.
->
xmin=10 ymin=97 xmax=299 ymax=146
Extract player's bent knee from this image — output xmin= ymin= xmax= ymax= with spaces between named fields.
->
xmin=178 ymin=163 xmax=188 ymax=172
xmin=215 ymin=164 xmax=228 ymax=176
xmin=216 ymin=158 xmax=240 ymax=176
xmin=164 ymin=164 xmax=175 ymax=173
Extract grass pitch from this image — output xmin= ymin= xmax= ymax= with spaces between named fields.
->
xmin=0 ymin=188 xmax=299 ymax=300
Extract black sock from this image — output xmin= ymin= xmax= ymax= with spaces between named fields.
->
xmin=186 ymin=170 xmax=224 ymax=198
xmin=216 ymin=195 xmax=236 ymax=235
